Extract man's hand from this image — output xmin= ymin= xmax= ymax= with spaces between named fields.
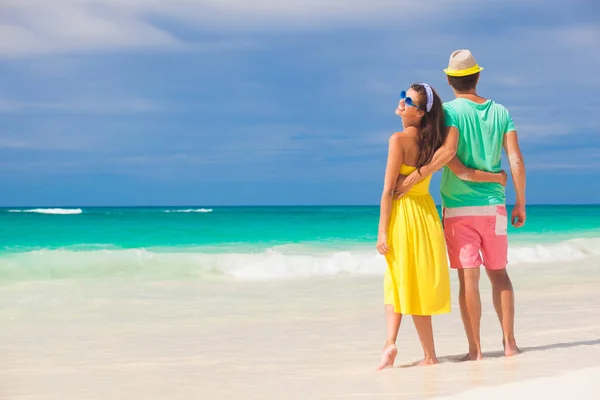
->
xmin=393 ymin=175 xmax=410 ymax=199
xmin=511 ymin=203 xmax=526 ymax=228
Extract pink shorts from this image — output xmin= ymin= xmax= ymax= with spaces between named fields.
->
xmin=443 ymin=205 xmax=508 ymax=270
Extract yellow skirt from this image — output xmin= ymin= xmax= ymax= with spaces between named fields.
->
xmin=384 ymin=194 xmax=451 ymax=315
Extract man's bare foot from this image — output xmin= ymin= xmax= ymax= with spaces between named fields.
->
xmin=417 ymin=358 xmax=438 ymax=366
xmin=460 ymin=352 xmax=483 ymax=361
xmin=377 ymin=344 xmax=398 ymax=370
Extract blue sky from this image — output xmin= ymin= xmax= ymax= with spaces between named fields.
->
xmin=1 ymin=0 xmax=599 ymax=206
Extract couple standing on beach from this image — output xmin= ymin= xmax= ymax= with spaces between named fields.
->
xmin=376 ymin=49 xmax=527 ymax=369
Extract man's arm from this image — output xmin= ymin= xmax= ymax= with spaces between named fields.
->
xmin=504 ymin=130 xmax=527 ymax=227
xmin=447 ymin=157 xmax=508 ymax=186
xmin=396 ymin=127 xmax=458 ymax=193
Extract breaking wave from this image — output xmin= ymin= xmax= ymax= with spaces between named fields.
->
xmin=1 ymin=238 xmax=599 ymax=281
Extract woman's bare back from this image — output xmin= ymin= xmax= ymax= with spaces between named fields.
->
xmin=399 ymin=127 xmax=421 ymax=167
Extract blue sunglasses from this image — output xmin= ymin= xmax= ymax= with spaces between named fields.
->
xmin=400 ymin=91 xmax=422 ymax=110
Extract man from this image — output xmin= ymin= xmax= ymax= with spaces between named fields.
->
xmin=395 ymin=49 xmax=527 ymax=360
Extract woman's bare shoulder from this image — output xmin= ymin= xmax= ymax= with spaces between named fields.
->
xmin=390 ymin=129 xmax=417 ymax=145
xmin=389 ymin=130 xmax=413 ymax=142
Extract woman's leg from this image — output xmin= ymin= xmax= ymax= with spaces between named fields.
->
xmin=377 ymin=305 xmax=402 ymax=370
xmin=412 ymin=315 xmax=438 ymax=365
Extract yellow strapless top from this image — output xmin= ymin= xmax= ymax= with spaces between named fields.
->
xmin=399 ymin=164 xmax=431 ymax=196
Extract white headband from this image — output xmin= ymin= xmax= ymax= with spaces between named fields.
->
xmin=419 ymin=83 xmax=434 ymax=112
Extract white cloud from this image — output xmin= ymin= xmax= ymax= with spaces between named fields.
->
xmin=0 ymin=139 xmax=29 ymax=149
xmin=530 ymin=162 xmax=600 ymax=170
xmin=0 ymin=98 xmax=163 ymax=114
xmin=514 ymin=123 xmax=572 ymax=140
xmin=0 ymin=1 xmax=181 ymax=56
xmin=554 ymin=25 xmax=600 ymax=49
xmin=524 ymin=148 xmax=600 ymax=171
xmin=0 ymin=0 xmax=469 ymax=56
xmin=0 ymin=129 xmax=108 ymax=150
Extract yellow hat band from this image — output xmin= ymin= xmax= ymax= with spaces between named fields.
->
xmin=443 ymin=64 xmax=484 ymax=77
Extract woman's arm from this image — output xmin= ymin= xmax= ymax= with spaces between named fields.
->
xmin=447 ymin=157 xmax=508 ymax=186
xmin=376 ymin=133 xmax=404 ymax=255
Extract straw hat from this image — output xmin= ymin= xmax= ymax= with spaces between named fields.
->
xmin=443 ymin=49 xmax=484 ymax=77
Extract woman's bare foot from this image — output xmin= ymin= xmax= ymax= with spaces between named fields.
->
xmin=460 ymin=352 xmax=483 ymax=361
xmin=504 ymin=346 xmax=521 ymax=357
xmin=417 ymin=357 xmax=438 ymax=366
xmin=503 ymin=341 xmax=522 ymax=357
xmin=377 ymin=344 xmax=397 ymax=370
xmin=502 ymin=338 xmax=521 ymax=357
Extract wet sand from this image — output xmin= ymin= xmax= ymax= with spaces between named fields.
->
xmin=1 ymin=259 xmax=600 ymax=399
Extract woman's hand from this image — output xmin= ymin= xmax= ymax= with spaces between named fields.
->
xmin=376 ymin=233 xmax=389 ymax=255
xmin=499 ymin=170 xmax=508 ymax=186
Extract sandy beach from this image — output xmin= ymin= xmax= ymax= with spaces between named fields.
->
xmin=438 ymin=366 xmax=600 ymax=399
xmin=1 ymin=255 xmax=599 ymax=399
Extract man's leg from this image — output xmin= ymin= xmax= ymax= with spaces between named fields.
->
xmin=444 ymin=210 xmax=485 ymax=360
xmin=481 ymin=206 xmax=520 ymax=357
xmin=486 ymin=269 xmax=520 ymax=356
xmin=458 ymin=268 xmax=483 ymax=360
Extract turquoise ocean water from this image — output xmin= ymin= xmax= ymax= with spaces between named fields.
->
xmin=1 ymin=205 xmax=599 ymax=280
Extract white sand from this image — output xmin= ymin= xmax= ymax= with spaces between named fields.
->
xmin=436 ymin=367 xmax=600 ymax=399
xmin=1 ymin=258 xmax=599 ymax=399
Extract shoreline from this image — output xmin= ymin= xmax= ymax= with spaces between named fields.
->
xmin=2 ymin=271 xmax=600 ymax=399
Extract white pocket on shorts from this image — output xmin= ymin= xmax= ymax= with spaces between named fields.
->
xmin=495 ymin=213 xmax=508 ymax=235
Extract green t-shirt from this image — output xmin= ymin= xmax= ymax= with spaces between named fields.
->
xmin=441 ymin=98 xmax=515 ymax=208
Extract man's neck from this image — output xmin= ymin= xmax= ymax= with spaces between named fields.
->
xmin=453 ymin=88 xmax=477 ymax=97
xmin=453 ymin=89 xmax=487 ymax=103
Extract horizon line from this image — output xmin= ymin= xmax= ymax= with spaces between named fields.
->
xmin=1 ymin=203 xmax=599 ymax=208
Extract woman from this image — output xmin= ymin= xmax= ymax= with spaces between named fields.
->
xmin=376 ymin=83 xmax=505 ymax=369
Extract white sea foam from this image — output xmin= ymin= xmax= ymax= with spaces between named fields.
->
xmin=508 ymin=237 xmax=600 ymax=263
xmin=0 ymin=248 xmax=382 ymax=280
xmin=1 ymin=238 xmax=600 ymax=281
xmin=163 ymin=208 xmax=213 ymax=213
xmin=8 ymin=208 xmax=83 ymax=215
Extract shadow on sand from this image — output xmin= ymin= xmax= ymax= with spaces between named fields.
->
xmin=396 ymin=338 xmax=600 ymax=368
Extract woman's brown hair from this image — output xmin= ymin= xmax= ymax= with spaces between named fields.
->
xmin=410 ymin=83 xmax=447 ymax=172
